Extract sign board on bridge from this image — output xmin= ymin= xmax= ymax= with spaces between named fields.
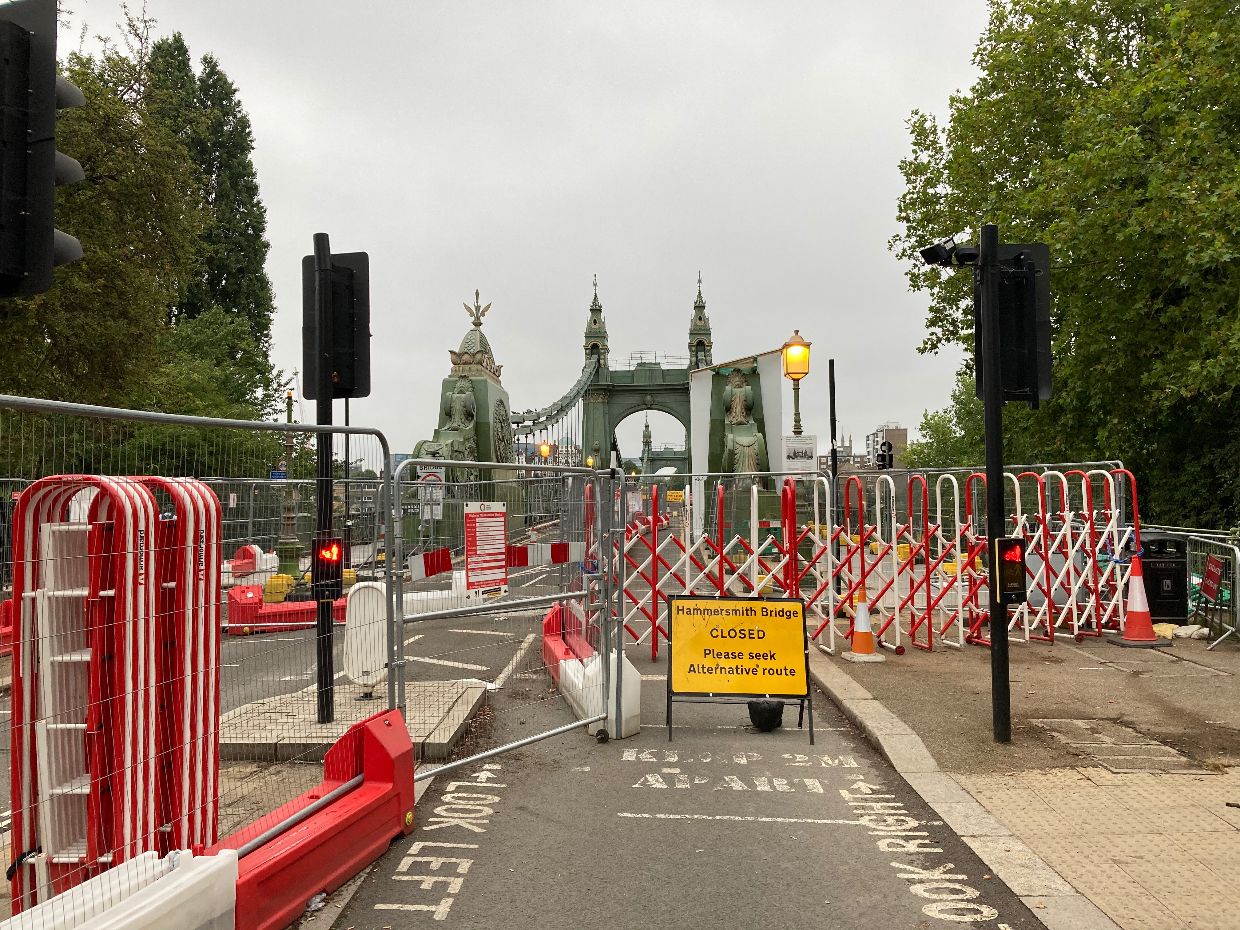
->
xmin=416 ymin=465 xmax=445 ymax=520
xmin=665 ymin=489 xmax=685 ymax=503
xmin=666 ymin=595 xmax=813 ymax=743
xmin=783 ymin=435 xmax=818 ymax=473
xmin=464 ymin=502 xmax=507 ymax=592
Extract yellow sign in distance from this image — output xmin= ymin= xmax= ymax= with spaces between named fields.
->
xmin=669 ymin=596 xmax=807 ymax=698
xmin=664 ymin=489 xmax=685 ymax=503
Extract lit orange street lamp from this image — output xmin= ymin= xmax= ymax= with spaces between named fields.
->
xmin=781 ymin=329 xmax=811 ymax=436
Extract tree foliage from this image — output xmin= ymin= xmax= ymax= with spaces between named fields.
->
xmin=892 ymin=0 xmax=1240 ymax=527
xmin=147 ymin=35 xmax=276 ymax=358
xmin=0 ymin=16 xmax=286 ymax=481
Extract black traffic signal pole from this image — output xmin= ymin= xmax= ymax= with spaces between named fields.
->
xmin=313 ymin=232 xmax=335 ymax=724
xmin=979 ymin=223 xmax=1011 ymax=743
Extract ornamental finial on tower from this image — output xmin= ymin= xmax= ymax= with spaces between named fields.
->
xmin=591 ymin=273 xmax=602 ymax=311
xmin=463 ymin=289 xmax=491 ymax=327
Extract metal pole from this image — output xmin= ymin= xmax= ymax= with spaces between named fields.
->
xmin=383 ymin=451 xmax=400 ymax=712
xmin=344 ymin=398 xmax=351 ymax=570
xmin=828 ymin=359 xmax=839 ymax=483
xmin=792 ymin=379 xmax=803 ymax=436
xmin=829 ymin=359 xmax=840 ymax=598
xmin=313 ymin=231 xmax=336 ymax=725
xmin=980 ymin=222 xmax=1011 ymax=744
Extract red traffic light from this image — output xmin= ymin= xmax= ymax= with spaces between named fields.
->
xmin=1002 ymin=541 xmax=1025 ymax=562
xmin=318 ymin=541 xmax=342 ymax=563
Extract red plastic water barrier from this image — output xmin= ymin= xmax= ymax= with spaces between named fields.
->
xmin=408 ymin=546 xmax=452 ymax=582
xmin=212 ymin=709 xmax=415 ymax=930
xmin=0 ymin=598 xmax=12 ymax=657
xmin=228 ymin=543 xmax=260 ymax=576
xmin=541 ymin=602 xmax=597 ymax=686
xmin=225 ymin=585 xmax=347 ymax=635
xmin=505 ymin=541 xmax=585 ymax=568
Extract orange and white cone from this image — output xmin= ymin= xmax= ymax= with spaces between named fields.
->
xmin=843 ymin=587 xmax=886 ymax=663
xmin=1109 ymin=556 xmax=1169 ymax=648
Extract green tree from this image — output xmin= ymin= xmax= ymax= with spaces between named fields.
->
xmin=903 ymin=374 xmax=986 ymax=470
xmin=0 ymin=48 xmax=206 ymax=406
xmin=145 ymin=34 xmax=277 ymax=411
xmin=891 ymin=0 xmax=1240 ymax=527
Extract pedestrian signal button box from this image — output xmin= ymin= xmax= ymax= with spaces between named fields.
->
xmin=313 ymin=535 xmax=344 ymax=600
xmin=995 ymin=537 xmax=1028 ymax=606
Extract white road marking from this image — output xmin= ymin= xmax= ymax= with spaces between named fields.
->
xmin=447 ymin=629 xmax=512 ymax=637
xmin=617 ymin=812 xmax=861 ymax=825
xmin=493 ymin=633 xmax=538 ymax=688
xmin=404 ymin=633 xmax=424 ymax=646
xmin=408 ymin=655 xmax=489 ymax=671
xmin=641 ymin=674 xmax=667 ymax=681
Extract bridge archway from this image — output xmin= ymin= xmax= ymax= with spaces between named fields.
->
xmin=581 ymin=361 xmax=692 ymax=470
xmin=615 ymin=409 xmax=688 ymax=475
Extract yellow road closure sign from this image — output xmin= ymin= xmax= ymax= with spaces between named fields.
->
xmin=668 ymin=596 xmax=808 ymax=698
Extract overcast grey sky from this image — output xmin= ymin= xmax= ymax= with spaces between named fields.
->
xmin=69 ymin=1 xmax=984 ymax=456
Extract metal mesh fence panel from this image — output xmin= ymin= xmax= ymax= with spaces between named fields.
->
xmin=393 ymin=462 xmax=609 ymax=771
xmin=0 ymin=397 xmax=394 ymax=920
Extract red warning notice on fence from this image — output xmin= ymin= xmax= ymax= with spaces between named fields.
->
xmin=1202 ymin=555 xmax=1225 ymax=602
xmin=465 ymin=502 xmax=508 ymax=591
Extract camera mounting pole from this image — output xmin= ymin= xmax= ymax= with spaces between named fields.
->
xmin=978 ymin=223 xmax=1011 ymax=743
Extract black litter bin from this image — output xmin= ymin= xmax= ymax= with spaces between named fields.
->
xmin=1140 ymin=532 xmax=1188 ymax=622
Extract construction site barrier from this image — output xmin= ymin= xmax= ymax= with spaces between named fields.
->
xmin=615 ymin=466 xmax=1144 ymax=656
xmin=0 ymin=395 xmax=403 ymax=929
xmin=209 ymin=709 xmax=414 ymax=930
xmin=9 ymin=476 xmax=222 ymax=910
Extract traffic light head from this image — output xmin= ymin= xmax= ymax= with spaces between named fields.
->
xmin=973 ymin=243 xmax=1052 ymax=409
xmin=994 ymin=537 xmax=1028 ymax=605
xmin=0 ymin=0 xmax=84 ymax=297
xmin=312 ymin=535 xmax=344 ymax=599
xmin=301 ymin=250 xmax=371 ymax=400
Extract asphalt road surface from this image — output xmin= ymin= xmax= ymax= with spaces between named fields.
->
xmin=334 ymin=645 xmax=1042 ymax=930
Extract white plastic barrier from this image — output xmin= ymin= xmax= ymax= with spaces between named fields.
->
xmin=344 ymin=581 xmax=388 ymax=691
xmin=1 ymin=850 xmax=236 ymax=930
xmin=81 ymin=851 xmax=236 ymax=930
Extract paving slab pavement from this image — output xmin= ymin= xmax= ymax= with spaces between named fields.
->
xmin=810 ymin=636 xmax=1240 ymax=930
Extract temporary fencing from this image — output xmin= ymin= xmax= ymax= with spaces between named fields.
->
xmin=611 ymin=463 xmax=1145 ymax=659
xmin=0 ymin=394 xmax=409 ymax=928
xmin=1161 ymin=529 xmax=1240 ymax=649
xmin=391 ymin=458 xmax=628 ymax=776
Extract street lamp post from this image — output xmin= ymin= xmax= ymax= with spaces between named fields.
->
xmin=276 ymin=389 xmax=301 ymax=577
xmin=781 ymin=330 xmax=812 ymax=436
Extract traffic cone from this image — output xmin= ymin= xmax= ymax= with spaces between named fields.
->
xmin=843 ymin=587 xmax=886 ymax=663
xmin=1109 ymin=556 xmax=1170 ymax=648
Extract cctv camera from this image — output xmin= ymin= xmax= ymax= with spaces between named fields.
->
xmin=919 ymin=236 xmax=956 ymax=266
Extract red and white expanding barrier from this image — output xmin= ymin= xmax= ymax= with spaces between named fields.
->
xmin=9 ymin=476 xmax=221 ymax=911
xmin=613 ymin=468 xmax=1143 ymax=657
